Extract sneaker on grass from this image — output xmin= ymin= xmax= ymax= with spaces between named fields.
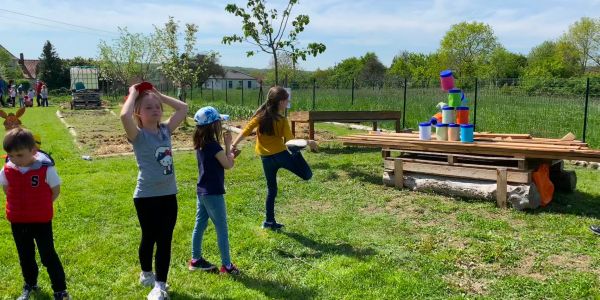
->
xmin=188 ymin=258 xmax=217 ymax=272
xmin=147 ymin=287 xmax=169 ymax=300
xmin=220 ymin=263 xmax=240 ymax=275
xmin=139 ymin=271 xmax=155 ymax=287
xmin=17 ymin=284 xmax=39 ymax=300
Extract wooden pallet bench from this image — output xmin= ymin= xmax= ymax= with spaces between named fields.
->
xmin=289 ymin=111 xmax=402 ymax=140
xmin=381 ymin=149 xmax=539 ymax=208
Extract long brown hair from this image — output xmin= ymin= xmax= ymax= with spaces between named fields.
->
xmin=193 ymin=121 xmax=223 ymax=149
xmin=254 ymin=86 xmax=288 ymax=136
xmin=133 ymin=91 xmax=163 ymax=128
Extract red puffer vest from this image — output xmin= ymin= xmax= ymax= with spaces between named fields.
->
xmin=5 ymin=164 xmax=53 ymax=223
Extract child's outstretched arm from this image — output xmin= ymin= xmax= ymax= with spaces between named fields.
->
xmin=216 ymin=131 xmax=235 ymax=169
xmin=231 ymin=116 xmax=259 ymax=152
xmin=120 ymin=84 xmax=140 ymax=141
xmin=155 ymin=88 xmax=189 ymax=133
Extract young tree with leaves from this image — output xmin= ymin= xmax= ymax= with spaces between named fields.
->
xmin=222 ymin=0 xmax=326 ymax=85
xmin=439 ymin=22 xmax=499 ymax=78
xmin=97 ymin=27 xmax=159 ymax=85
xmin=561 ymin=17 xmax=600 ymax=72
xmin=154 ymin=16 xmax=213 ymax=103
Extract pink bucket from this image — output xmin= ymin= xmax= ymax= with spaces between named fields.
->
xmin=440 ymin=70 xmax=455 ymax=91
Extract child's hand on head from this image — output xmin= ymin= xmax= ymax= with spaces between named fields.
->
xmin=128 ymin=84 xmax=139 ymax=97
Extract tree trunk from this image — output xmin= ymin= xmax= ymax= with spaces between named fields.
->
xmin=273 ymin=51 xmax=279 ymax=85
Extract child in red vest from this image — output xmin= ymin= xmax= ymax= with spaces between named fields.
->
xmin=1 ymin=128 xmax=70 ymax=300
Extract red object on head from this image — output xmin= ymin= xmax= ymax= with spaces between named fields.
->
xmin=136 ymin=81 xmax=153 ymax=92
xmin=124 ymin=82 xmax=154 ymax=102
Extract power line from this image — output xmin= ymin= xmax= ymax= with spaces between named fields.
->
xmin=0 ymin=14 xmax=117 ymax=39
xmin=0 ymin=8 xmax=119 ymax=36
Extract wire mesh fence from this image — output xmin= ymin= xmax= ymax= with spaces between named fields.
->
xmin=94 ymin=75 xmax=600 ymax=147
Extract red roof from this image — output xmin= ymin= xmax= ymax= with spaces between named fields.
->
xmin=21 ymin=60 xmax=39 ymax=79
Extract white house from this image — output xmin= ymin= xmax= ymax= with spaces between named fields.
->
xmin=203 ymin=70 xmax=259 ymax=90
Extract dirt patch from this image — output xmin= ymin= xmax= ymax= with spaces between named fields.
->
xmin=511 ymin=253 xmax=548 ymax=281
xmin=547 ymin=253 xmax=594 ymax=273
xmin=444 ymin=259 xmax=490 ymax=295
xmin=58 ymin=110 xmax=352 ymax=156
xmin=58 ymin=109 xmax=194 ymax=156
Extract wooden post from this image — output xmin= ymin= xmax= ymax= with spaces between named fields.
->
xmin=394 ymin=159 xmax=404 ymax=188
xmin=291 ymin=121 xmax=296 ymax=137
xmin=309 ymin=121 xmax=315 ymax=140
xmin=448 ymin=155 xmax=456 ymax=165
xmin=372 ymin=122 xmax=378 ymax=131
xmin=496 ymin=168 xmax=508 ymax=208
xmin=395 ymin=118 xmax=401 ymax=133
xmin=382 ymin=149 xmax=391 ymax=159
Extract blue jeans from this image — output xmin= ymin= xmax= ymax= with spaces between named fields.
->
xmin=260 ymin=150 xmax=312 ymax=223
xmin=191 ymin=194 xmax=231 ymax=266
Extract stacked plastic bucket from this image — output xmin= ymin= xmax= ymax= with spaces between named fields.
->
xmin=418 ymin=69 xmax=474 ymax=143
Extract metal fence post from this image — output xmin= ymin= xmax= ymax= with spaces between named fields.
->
xmin=351 ymin=78 xmax=355 ymax=105
xmin=402 ymin=77 xmax=407 ymax=129
xmin=583 ymin=77 xmax=591 ymax=143
xmin=241 ymin=80 xmax=244 ymax=106
xmin=473 ymin=78 xmax=478 ymax=130
xmin=258 ymin=82 xmax=263 ymax=106
xmin=312 ymin=78 xmax=316 ymax=110
xmin=225 ymin=79 xmax=228 ymax=104
xmin=211 ymin=79 xmax=215 ymax=102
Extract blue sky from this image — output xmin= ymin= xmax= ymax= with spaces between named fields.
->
xmin=1 ymin=0 xmax=598 ymax=71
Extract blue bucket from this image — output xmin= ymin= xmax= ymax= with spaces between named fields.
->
xmin=460 ymin=124 xmax=474 ymax=143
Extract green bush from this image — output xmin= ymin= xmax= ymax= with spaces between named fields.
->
xmin=16 ymin=79 xmax=31 ymax=91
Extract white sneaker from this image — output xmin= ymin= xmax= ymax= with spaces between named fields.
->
xmin=285 ymin=139 xmax=307 ymax=152
xmin=139 ymin=271 xmax=155 ymax=287
xmin=147 ymin=287 xmax=169 ymax=300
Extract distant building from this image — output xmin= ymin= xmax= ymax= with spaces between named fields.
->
xmin=0 ymin=44 xmax=39 ymax=81
xmin=203 ymin=70 xmax=259 ymax=90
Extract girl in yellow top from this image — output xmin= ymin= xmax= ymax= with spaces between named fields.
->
xmin=231 ymin=86 xmax=316 ymax=230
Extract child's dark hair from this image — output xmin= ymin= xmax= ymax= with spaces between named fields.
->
xmin=3 ymin=128 xmax=35 ymax=152
xmin=254 ymin=86 xmax=289 ymax=136
xmin=193 ymin=121 xmax=223 ymax=149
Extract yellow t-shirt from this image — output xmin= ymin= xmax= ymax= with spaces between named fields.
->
xmin=241 ymin=115 xmax=294 ymax=156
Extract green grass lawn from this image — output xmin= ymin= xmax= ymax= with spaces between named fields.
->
xmin=2 ymin=106 xmax=600 ymax=299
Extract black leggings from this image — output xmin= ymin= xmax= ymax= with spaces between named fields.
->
xmin=134 ymin=194 xmax=178 ymax=282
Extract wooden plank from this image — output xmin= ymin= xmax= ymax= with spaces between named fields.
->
xmin=384 ymin=158 xmax=525 ymax=173
xmin=342 ymin=136 xmax=594 ymax=153
xmin=394 ymin=159 xmax=404 ymax=188
xmin=288 ymin=111 xmax=310 ymax=122
xmin=394 ymin=160 xmax=531 ymax=184
xmin=383 ymin=149 xmax=525 ymax=162
xmin=309 ymin=121 xmax=315 ymax=140
xmin=368 ymin=132 xmax=586 ymax=145
xmin=371 ymin=131 xmax=533 ymax=139
xmin=497 ymin=168 xmax=508 ymax=208
xmin=348 ymin=134 xmax=585 ymax=150
xmin=344 ymin=139 xmax=600 ymax=162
